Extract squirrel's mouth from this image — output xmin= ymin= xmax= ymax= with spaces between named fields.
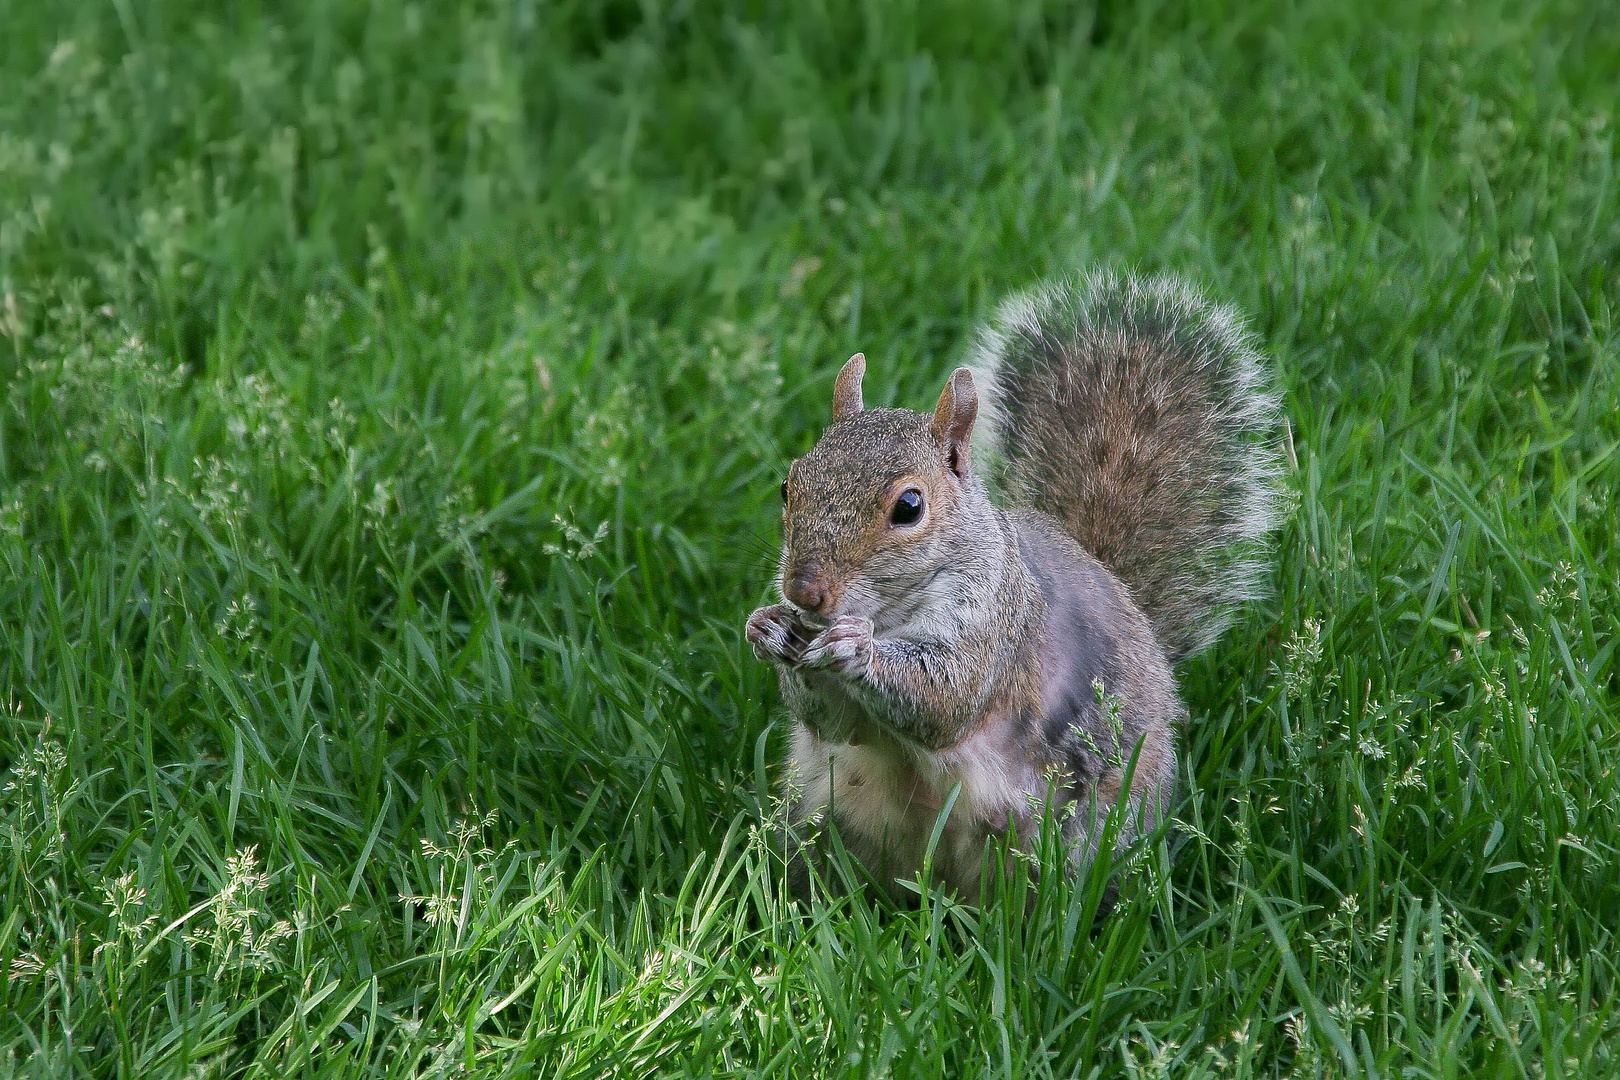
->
xmin=793 ymin=609 xmax=833 ymax=632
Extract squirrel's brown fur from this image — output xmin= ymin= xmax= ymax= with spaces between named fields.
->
xmin=747 ymin=272 xmax=1281 ymax=903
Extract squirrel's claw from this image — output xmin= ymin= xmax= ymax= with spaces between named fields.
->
xmin=800 ymin=616 xmax=875 ymax=677
xmin=746 ymin=603 xmax=805 ymax=663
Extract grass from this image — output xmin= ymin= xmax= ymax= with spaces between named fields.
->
xmin=0 ymin=0 xmax=1616 ymax=1075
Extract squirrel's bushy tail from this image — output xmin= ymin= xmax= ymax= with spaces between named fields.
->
xmin=968 ymin=271 xmax=1283 ymax=662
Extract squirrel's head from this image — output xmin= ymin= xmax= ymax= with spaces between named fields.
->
xmin=777 ymin=353 xmax=983 ymax=627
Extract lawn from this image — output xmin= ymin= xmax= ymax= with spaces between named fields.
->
xmin=1 ymin=0 xmax=1617 ymax=1076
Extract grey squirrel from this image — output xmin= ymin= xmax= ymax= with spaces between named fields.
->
xmin=746 ymin=271 xmax=1282 ymax=902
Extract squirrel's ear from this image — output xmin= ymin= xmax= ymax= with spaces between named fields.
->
xmin=931 ymin=367 xmax=978 ymax=479
xmin=831 ymin=353 xmax=865 ymax=421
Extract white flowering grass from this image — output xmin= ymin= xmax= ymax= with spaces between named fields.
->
xmin=1 ymin=1 xmax=1618 ymax=1076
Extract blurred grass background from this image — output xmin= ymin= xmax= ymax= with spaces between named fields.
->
xmin=0 ymin=0 xmax=1616 ymax=1075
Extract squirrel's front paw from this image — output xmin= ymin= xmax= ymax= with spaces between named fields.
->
xmin=746 ymin=604 xmax=811 ymax=663
xmin=800 ymin=616 xmax=875 ymax=677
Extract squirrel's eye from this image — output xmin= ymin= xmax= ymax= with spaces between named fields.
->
xmin=890 ymin=489 xmax=924 ymax=526
xmin=780 ymin=478 xmax=788 ymax=501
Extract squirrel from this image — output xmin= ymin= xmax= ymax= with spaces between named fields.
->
xmin=746 ymin=270 xmax=1282 ymax=903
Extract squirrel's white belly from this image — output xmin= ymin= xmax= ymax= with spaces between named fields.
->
xmin=789 ymin=719 xmax=1040 ymax=899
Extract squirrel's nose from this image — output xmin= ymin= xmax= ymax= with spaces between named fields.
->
xmin=783 ymin=563 xmax=831 ymax=614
